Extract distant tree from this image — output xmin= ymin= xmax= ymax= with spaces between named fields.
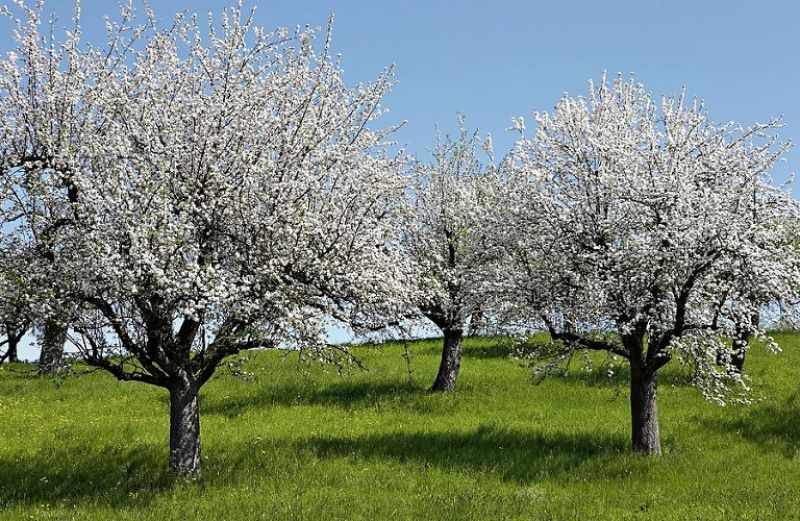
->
xmin=0 ymin=253 xmax=33 ymax=364
xmin=0 ymin=246 xmax=69 ymax=370
xmin=0 ymin=1 xmax=409 ymax=475
xmin=0 ymin=320 xmax=24 ymax=364
xmin=730 ymin=311 xmax=759 ymax=373
xmin=402 ymin=119 xmax=495 ymax=391
xmin=492 ymin=73 xmax=800 ymax=455
xmin=714 ymin=289 xmax=762 ymax=374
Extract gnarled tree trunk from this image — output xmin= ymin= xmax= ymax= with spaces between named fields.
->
xmin=630 ymin=363 xmax=661 ymax=455
xmin=431 ymin=328 xmax=463 ymax=392
xmin=169 ymin=384 xmax=201 ymax=477
xmin=38 ymin=320 xmax=67 ymax=376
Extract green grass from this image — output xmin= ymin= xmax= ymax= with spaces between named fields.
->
xmin=1 ymin=334 xmax=799 ymax=520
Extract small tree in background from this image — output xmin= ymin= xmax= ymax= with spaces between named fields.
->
xmin=0 ymin=245 xmax=71 ymax=370
xmin=0 ymin=1 xmax=410 ymax=475
xmin=0 ymin=316 xmax=25 ymax=364
xmin=0 ymin=250 xmax=34 ymax=364
xmin=403 ymin=118 xmax=495 ymax=391
xmin=492 ymin=73 xmax=800 ymax=455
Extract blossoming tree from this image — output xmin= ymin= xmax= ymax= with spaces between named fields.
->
xmin=0 ymin=1 xmax=409 ymax=475
xmin=493 ymin=73 xmax=800 ymax=455
xmin=403 ymin=120 xmax=495 ymax=391
xmin=0 ymin=249 xmax=34 ymax=364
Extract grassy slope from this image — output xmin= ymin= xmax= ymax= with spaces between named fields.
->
xmin=0 ymin=334 xmax=798 ymax=520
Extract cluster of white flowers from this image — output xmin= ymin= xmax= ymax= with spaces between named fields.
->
xmin=0 ymin=1 xmax=413 ymax=386
xmin=402 ymin=116 xmax=496 ymax=333
xmin=485 ymin=72 xmax=800 ymax=406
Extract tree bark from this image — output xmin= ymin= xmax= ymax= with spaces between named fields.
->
xmin=0 ymin=336 xmax=19 ymax=364
xmin=169 ymin=384 xmax=201 ymax=477
xmin=5 ymin=336 xmax=18 ymax=363
xmin=38 ymin=320 xmax=67 ymax=376
xmin=630 ymin=363 xmax=661 ymax=455
xmin=431 ymin=328 xmax=463 ymax=392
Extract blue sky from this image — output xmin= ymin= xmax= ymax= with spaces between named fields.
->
xmin=4 ymin=0 xmax=798 ymax=172
xmin=4 ymin=0 xmax=799 ymax=358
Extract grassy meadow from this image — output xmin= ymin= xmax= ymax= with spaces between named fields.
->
xmin=1 ymin=334 xmax=799 ymax=520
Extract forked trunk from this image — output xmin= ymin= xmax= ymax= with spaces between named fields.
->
xmin=38 ymin=320 xmax=67 ymax=376
xmin=169 ymin=384 xmax=201 ymax=476
xmin=431 ymin=328 xmax=463 ymax=392
xmin=630 ymin=363 xmax=661 ymax=455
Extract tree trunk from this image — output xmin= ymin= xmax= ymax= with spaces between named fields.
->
xmin=731 ymin=311 xmax=759 ymax=374
xmin=431 ymin=328 xmax=463 ymax=392
xmin=630 ymin=363 xmax=661 ymax=455
xmin=1 ymin=336 xmax=19 ymax=364
xmin=563 ymin=312 xmax=577 ymax=335
xmin=38 ymin=320 xmax=67 ymax=376
xmin=6 ymin=336 xmax=18 ymax=363
xmin=730 ymin=331 xmax=748 ymax=374
xmin=1 ymin=322 xmax=25 ymax=365
xmin=468 ymin=308 xmax=483 ymax=337
xmin=169 ymin=384 xmax=201 ymax=477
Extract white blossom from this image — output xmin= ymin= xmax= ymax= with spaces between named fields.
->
xmin=488 ymin=72 xmax=800 ymax=452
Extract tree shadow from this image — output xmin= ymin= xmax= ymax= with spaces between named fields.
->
xmin=297 ymin=425 xmax=633 ymax=484
xmin=201 ymin=379 xmax=425 ymax=419
xmin=700 ymin=393 xmax=800 ymax=458
xmin=401 ymin=336 xmax=514 ymax=360
xmin=461 ymin=339 xmax=515 ymax=360
xmin=0 ymin=442 xmax=174 ymax=509
xmin=0 ymin=423 xmax=635 ymax=508
xmin=556 ymin=364 xmax=695 ymax=388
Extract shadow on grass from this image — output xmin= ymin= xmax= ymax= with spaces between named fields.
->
xmin=402 ymin=336 xmax=514 ymax=360
xmin=555 ymin=364 xmax=695 ymax=388
xmin=0 ymin=424 xmax=633 ymax=508
xmin=461 ymin=340 xmax=515 ymax=360
xmin=202 ymin=380 xmax=425 ymax=419
xmin=200 ymin=359 xmax=692 ymax=422
xmin=0 ymin=443 xmax=174 ymax=508
xmin=701 ymin=393 xmax=800 ymax=458
xmin=297 ymin=425 xmax=630 ymax=484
